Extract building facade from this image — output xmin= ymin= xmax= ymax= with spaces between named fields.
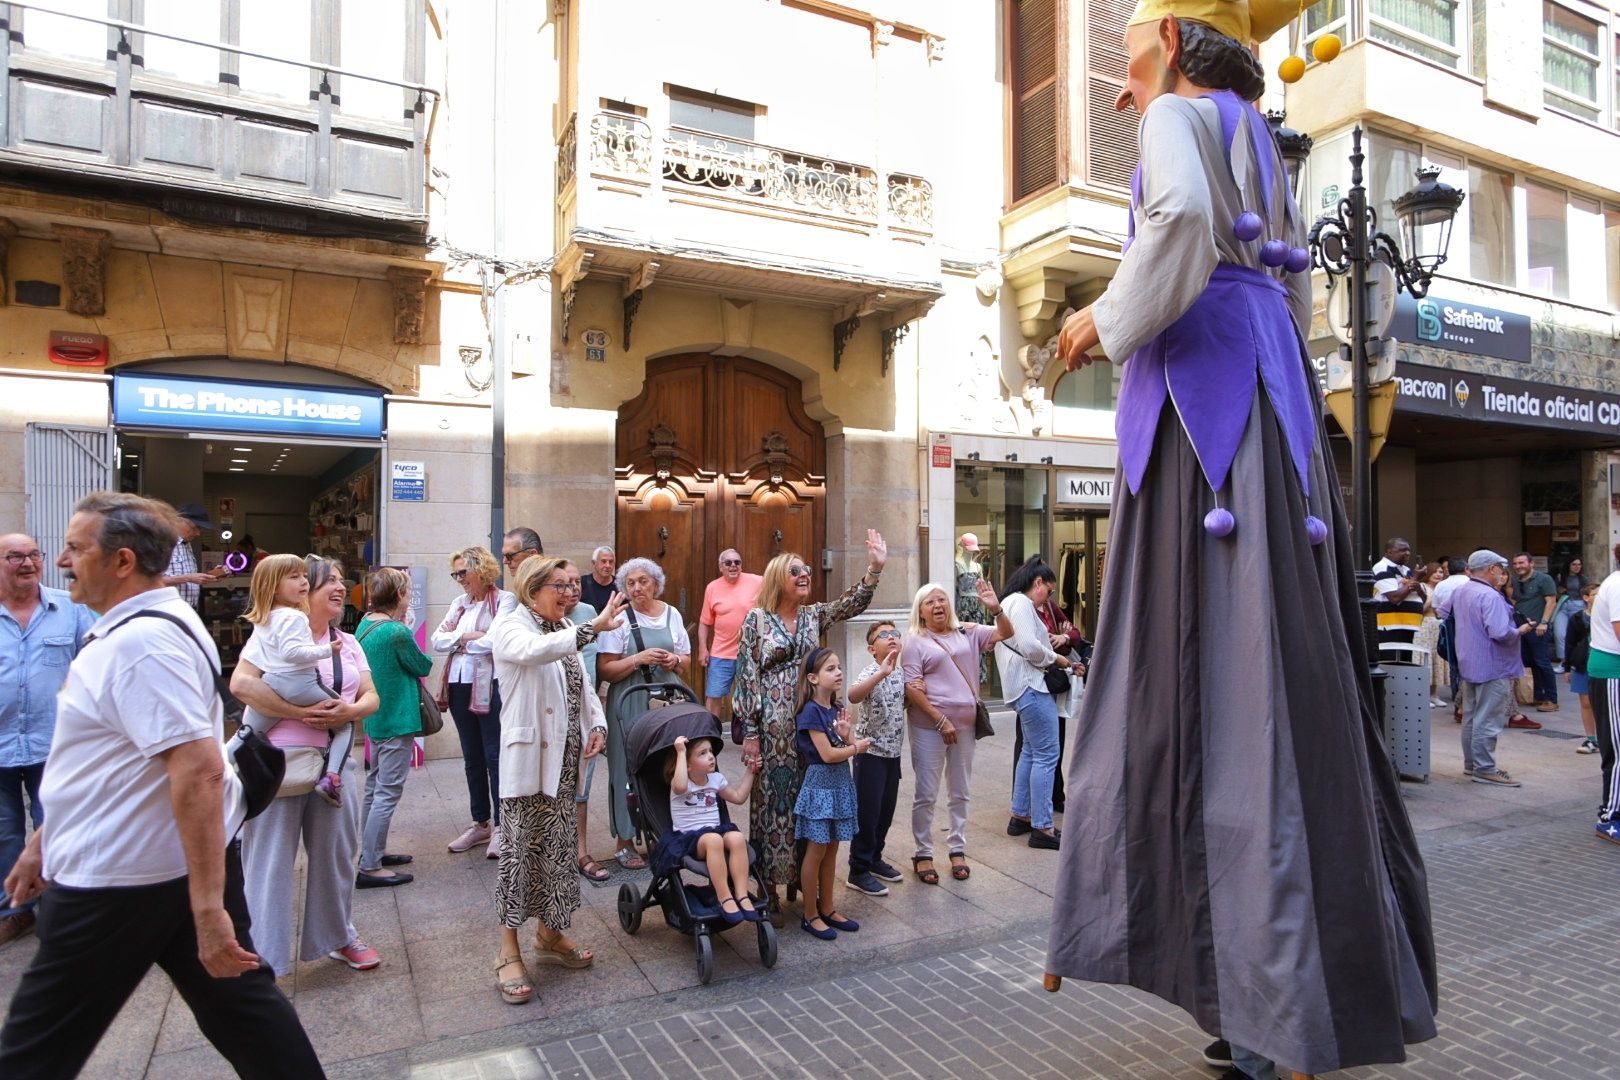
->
xmin=1279 ymin=0 xmax=1620 ymax=575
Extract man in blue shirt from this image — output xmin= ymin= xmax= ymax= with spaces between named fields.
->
xmin=0 ymin=533 xmax=95 ymax=945
xmin=1435 ymin=549 xmax=1534 ymax=788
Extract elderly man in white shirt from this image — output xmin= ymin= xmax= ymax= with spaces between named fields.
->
xmin=0 ymin=492 xmax=319 ymax=1078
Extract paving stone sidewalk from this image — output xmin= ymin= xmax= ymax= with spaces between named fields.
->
xmin=403 ymin=814 xmax=1620 ymax=1080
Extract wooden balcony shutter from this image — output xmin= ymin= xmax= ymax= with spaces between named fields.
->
xmin=1083 ymin=0 xmax=1138 ymax=192
xmin=1010 ymin=0 xmax=1064 ymax=202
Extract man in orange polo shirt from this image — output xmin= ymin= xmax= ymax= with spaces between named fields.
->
xmin=696 ymin=549 xmax=763 ymax=715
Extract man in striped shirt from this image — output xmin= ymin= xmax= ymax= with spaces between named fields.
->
xmin=1371 ymin=537 xmax=1424 ymax=651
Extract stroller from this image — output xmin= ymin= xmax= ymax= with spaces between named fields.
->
xmin=617 ymin=697 xmax=778 ymax=984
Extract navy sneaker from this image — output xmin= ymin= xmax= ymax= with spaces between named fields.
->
xmin=870 ymin=860 xmax=904 ymax=883
xmin=846 ymin=871 xmax=889 ymax=896
xmin=1598 ymin=820 xmax=1620 ymax=845
xmin=1202 ymin=1039 xmax=1233 ymax=1067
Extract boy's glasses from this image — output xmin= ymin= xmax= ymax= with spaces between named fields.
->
xmin=874 ymin=629 xmax=902 ymax=639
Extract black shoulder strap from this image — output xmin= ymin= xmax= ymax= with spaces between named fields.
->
xmin=625 ymin=605 xmax=654 ymax=684
xmin=106 ymin=609 xmax=229 ymax=700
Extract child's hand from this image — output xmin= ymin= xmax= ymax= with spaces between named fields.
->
xmin=878 ymin=650 xmax=898 ymax=677
xmin=673 ymin=735 xmax=687 ymax=749
xmin=330 ymin=639 xmax=342 ymax=653
xmin=747 ymin=754 xmax=762 ymax=774
xmin=854 ymin=737 xmax=872 ymax=755
xmin=834 ymin=711 xmax=852 ymax=740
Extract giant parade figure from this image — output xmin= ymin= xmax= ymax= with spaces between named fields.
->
xmin=1044 ymin=2 xmax=1439 ymax=1077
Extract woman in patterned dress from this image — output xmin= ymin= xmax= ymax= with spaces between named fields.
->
xmin=734 ymin=530 xmax=886 ymax=925
xmin=487 ymin=556 xmax=626 ymax=1005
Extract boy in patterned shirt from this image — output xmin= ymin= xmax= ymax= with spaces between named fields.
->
xmin=846 ymin=621 xmax=906 ymax=896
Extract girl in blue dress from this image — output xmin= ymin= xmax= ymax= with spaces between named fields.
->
xmin=793 ymin=648 xmax=870 ymax=940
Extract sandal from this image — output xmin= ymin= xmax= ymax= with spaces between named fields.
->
xmin=949 ymin=852 xmax=971 ymax=881
xmin=614 ymin=847 xmax=647 ymax=871
xmin=533 ymin=929 xmax=594 ymax=969
xmin=578 ymin=856 xmax=611 ymax=882
xmin=912 ymin=856 xmax=940 ymax=885
xmin=495 ymin=955 xmax=533 ymax=1005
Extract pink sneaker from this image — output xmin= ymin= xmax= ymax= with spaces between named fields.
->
xmin=329 ymin=938 xmax=381 ymax=970
xmin=316 ymin=772 xmax=341 ymax=807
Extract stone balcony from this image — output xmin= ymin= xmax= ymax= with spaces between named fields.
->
xmin=554 ymin=110 xmax=943 ymax=338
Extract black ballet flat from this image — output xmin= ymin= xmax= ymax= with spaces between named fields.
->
xmin=1007 ymin=816 xmax=1032 ymax=837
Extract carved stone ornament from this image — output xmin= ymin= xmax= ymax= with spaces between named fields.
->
xmin=872 ymin=20 xmax=894 ymax=52
xmin=51 ymin=225 xmax=111 ymax=316
xmin=833 ymin=314 xmax=861 ymax=371
xmin=0 ymin=218 xmax=16 ymax=307
xmin=927 ymin=35 xmax=946 ymax=62
xmin=882 ymin=323 xmax=910 ymax=378
xmin=386 ymin=267 xmax=433 ymax=345
xmin=762 ymin=430 xmax=791 ymax=485
xmin=648 ymin=422 xmax=678 ymax=481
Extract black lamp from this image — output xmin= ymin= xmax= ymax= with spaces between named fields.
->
xmin=1266 ymin=110 xmax=1314 ymax=204
xmin=1391 ymin=164 xmax=1465 ymax=291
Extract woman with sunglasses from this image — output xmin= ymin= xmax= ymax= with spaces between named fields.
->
xmin=733 ymin=531 xmax=887 ymax=926
xmin=431 ymin=545 xmax=518 ymax=860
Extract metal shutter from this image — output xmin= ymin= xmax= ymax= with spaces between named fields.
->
xmin=25 ymin=424 xmax=115 ymax=590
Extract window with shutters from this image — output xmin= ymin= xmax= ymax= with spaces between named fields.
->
xmin=1083 ymin=0 xmax=1138 ymax=192
xmin=1008 ymin=0 xmax=1066 ymax=205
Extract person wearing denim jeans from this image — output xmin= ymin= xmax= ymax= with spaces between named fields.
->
xmin=993 ymin=559 xmax=1074 ymax=849
xmin=0 ymin=533 xmax=95 ymax=946
xmin=1010 ymin=684 xmax=1060 ymax=833
xmin=1511 ymin=553 xmax=1559 ymax=710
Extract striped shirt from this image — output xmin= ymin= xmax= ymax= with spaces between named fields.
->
xmin=1371 ymin=557 xmax=1423 ymax=649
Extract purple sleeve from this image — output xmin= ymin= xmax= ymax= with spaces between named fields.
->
xmin=966 ymin=623 xmax=997 ymax=653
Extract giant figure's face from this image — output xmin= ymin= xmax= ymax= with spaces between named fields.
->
xmin=1118 ymin=18 xmax=1180 ymax=114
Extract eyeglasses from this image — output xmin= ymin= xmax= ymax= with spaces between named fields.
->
xmin=787 ymin=565 xmax=813 ymax=578
xmin=874 ymin=629 xmax=902 ymax=639
xmin=538 ymin=581 xmax=581 ymax=594
xmin=449 ymin=569 xmax=470 ymax=581
xmin=720 ymin=559 xmax=742 ymax=567
xmin=502 ymin=548 xmax=539 ymax=564
xmin=3 ymin=552 xmax=44 ymax=566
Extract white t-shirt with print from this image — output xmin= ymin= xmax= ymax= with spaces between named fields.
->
xmin=670 ymin=770 xmax=726 ymax=833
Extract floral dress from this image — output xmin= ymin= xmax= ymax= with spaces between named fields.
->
xmin=732 ymin=579 xmax=873 ymax=886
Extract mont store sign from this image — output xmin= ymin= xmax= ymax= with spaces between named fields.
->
xmin=1393 ymin=362 xmax=1620 ymax=436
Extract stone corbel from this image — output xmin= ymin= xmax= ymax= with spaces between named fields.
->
xmin=622 ymin=260 xmax=659 ymax=351
xmin=555 ymin=246 xmax=594 ymax=344
xmin=872 ymin=20 xmax=894 ymax=54
xmin=386 ymin=267 xmax=433 ymax=345
xmin=926 ymin=35 xmax=946 ymax=62
xmin=0 ymin=219 xmax=16 ymax=307
xmin=1011 ymin=267 xmax=1076 ymax=339
xmin=51 ymin=225 xmax=111 ymax=316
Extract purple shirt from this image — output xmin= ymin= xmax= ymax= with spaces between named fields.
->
xmin=1436 ymin=578 xmax=1521 ymax=683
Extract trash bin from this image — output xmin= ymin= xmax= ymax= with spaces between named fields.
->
xmin=1377 ymin=642 xmax=1430 ymax=782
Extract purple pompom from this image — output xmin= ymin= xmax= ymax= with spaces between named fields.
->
xmin=1260 ymin=239 xmax=1290 ymax=268
xmin=1204 ymin=507 xmax=1236 ymax=538
xmin=1284 ymin=246 xmax=1311 ymax=273
xmin=1305 ymin=515 xmax=1328 ymax=546
xmin=1233 ymin=212 xmax=1264 ymax=243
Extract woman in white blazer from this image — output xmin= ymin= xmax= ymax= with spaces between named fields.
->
xmin=994 ymin=557 xmax=1075 ymax=852
xmin=487 ymin=556 xmax=624 ymax=1006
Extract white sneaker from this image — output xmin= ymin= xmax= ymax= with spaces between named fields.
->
xmin=448 ymin=822 xmax=492 ymax=853
xmin=486 ymin=832 xmax=503 ymax=860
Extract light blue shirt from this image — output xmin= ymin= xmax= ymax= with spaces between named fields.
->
xmin=0 ymin=586 xmax=97 ymax=766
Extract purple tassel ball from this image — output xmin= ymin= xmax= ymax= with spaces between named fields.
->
xmin=1260 ymin=239 xmax=1290 ymax=268
xmin=1204 ymin=507 xmax=1236 ymax=538
xmin=1284 ymin=246 xmax=1312 ymax=273
xmin=1233 ymin=212 xmax=1264 ymax=243
xmin=1305 ymin=515 xmax=1328 ymax=546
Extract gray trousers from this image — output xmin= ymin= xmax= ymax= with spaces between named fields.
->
xmin=360 ymin=735 xmax=415 ymax=870
xmin=1461 ymin=677 xmax=1512 ymax=775
xmin=242 ymin=746 xmax=361 ymax=977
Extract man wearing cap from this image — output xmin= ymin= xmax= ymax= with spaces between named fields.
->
xmin=1046 ymin=3 xmax=1438 ymax=1077
xmin=163 ymin=502 xmax=227 ymax=608
xmin=1436 ymin=551 xmax=1532 ymax=788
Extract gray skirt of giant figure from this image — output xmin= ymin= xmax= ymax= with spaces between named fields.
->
xmin=1045 ymin=387 xmax=1439 ymax=1074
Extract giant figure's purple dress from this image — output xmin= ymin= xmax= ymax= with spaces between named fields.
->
xmin=1044 ymin=91 xmax=1439 ymax=1073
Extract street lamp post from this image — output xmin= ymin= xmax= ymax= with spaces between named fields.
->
xmin=1303 ymin=124 xmax=1464 ymax=569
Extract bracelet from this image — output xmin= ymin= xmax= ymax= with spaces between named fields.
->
xmin=866 ymin=566 xmax=882 ymax=577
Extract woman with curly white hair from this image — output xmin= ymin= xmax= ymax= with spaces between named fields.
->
xmin=595 ymin=556 xmax=692 ymax=868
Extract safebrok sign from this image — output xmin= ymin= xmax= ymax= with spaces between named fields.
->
xmin=1392 ymin=294 xmax=1531 ymax=363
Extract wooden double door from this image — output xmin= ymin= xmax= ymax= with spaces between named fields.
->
xmin=615 ymin=355 xmax=827 ymax=643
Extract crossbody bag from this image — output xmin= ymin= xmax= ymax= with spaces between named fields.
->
xmin=104 ymin=609 xmax=284 ymax=827
xmin=930 ymin=631 xmax=995 ymax=740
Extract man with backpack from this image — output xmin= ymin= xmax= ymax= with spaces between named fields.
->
xmin=0 ymin=492 xmax=319 ymax=1078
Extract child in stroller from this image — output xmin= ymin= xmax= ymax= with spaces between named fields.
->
xmin=618 ymin=700 xmax=779 ymax=983
xmin=654 ymin=734 xmax=759 ymax=923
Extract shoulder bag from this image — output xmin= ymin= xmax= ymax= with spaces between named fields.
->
xmin=105 ymin=609 xmax=284 ymax=826
xmin=358 ymin=617 xmax=443 ymax=738
xmin=933 ymin=631 xmax=994 ymax=740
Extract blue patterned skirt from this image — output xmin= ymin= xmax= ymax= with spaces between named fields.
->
xmin=794 ymin=762 xmax=857 ymax=843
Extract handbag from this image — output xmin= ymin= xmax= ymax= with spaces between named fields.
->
xmin=104 ymin=609 xmax=285 ymax=826
xmin=359 ymin=617 xmax=443 ymax=737
xmin=1043 ymin=666 xmax=1073 ymax=696
xmin=933 ymin=632 xmax=995 ymax=740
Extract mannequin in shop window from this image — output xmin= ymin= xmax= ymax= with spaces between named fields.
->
xmin=954 ymin=534 xmax=991 ymax=681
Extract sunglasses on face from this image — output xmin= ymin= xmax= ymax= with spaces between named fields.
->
xmin=788 ymin=565 xmax=813 ymax=578
xmin=450 ymin=569 xmax=470 ymax=581
xmin=874 ymin=629 xmax=901 ymax=639
xmin=721 ymin=559 xmax=742 ymax=567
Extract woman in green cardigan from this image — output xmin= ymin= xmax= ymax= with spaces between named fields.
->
xmin=355 ymin=567 xmax=434 ymax=887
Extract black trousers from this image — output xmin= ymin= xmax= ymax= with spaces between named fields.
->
xmin=1013 ymin=713 xmax=1068 ymax=811
xmin=448 ymin=681 xmax=503 ymax=825
xmin=0 ymin=843 xmax=322 ymax=1080
xmin=849 ymin=754 xmax=901 ymax=874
